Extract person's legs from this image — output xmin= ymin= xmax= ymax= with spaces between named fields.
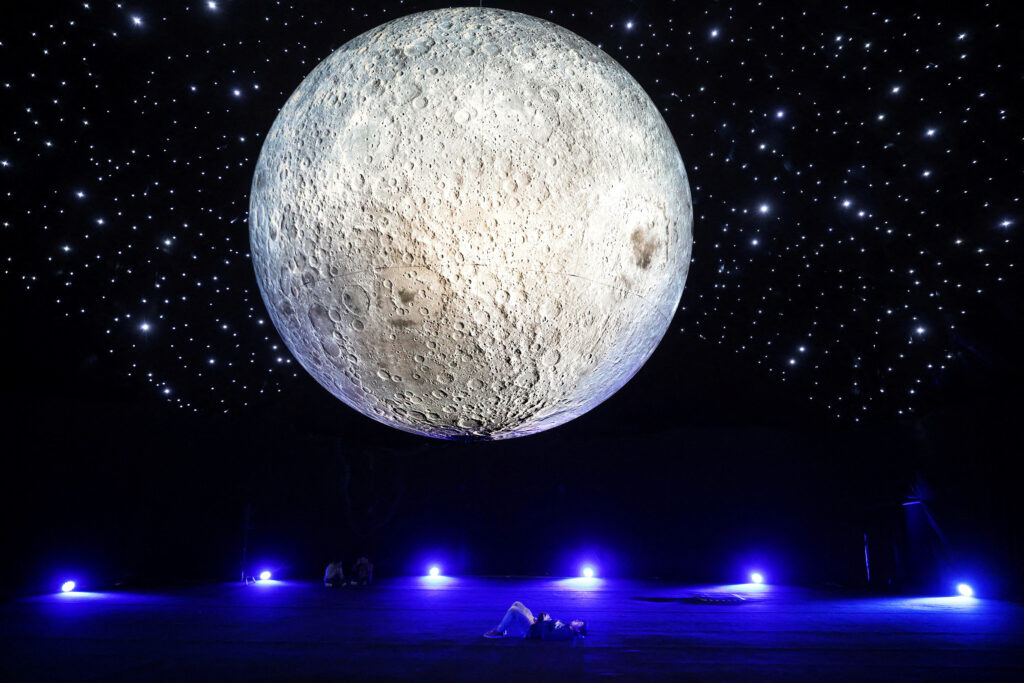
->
xmin=492 ymin=601 xmax=534 ymax=637
xmin=512 ymin=601 xmax=534 ymax=623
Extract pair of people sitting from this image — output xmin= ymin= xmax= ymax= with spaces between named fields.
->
xmin=484 ymin=601 xmax=587 ymax=641
xmin=324 ymin=557 xmax=373 ymax=587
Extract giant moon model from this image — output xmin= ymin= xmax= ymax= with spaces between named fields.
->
xmin=249 ymin=7 xmax=692 ymax=440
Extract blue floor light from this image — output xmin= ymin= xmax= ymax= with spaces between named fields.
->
xmin=421 ymin=565 xmax=452 ymax=587
xmin=957 ymin=583 xmax=974 ymax=597
xmin=61 ymin=580 xmax=76 ymax=593
xmin=750 ymin=572 xmax=764 ymax=584
xmin=582 ymin=566 xmax=595 ymax=578
xmin=259 ymin=570 xmax=272 ymax=581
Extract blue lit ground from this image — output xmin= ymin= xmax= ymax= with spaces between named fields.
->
xmin=1 ymin=578 xmax=1022 ymax=680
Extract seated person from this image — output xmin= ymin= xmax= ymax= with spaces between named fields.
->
xmin=350 ymin=557 xmax=373 ymax=585
xmin=483 ymin=601 xmax=587 ymax=640
xmin=323 ymin=560 xmax=344 ymax=588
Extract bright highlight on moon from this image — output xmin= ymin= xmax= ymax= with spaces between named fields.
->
xmin=249 ymin=7 xmax=693 ymax=440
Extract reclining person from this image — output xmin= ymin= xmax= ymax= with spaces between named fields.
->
xmin=483 ymin=601 xmax=587 ymax=640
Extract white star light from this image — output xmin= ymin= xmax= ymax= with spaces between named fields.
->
xmin=132 ymin=15 xmax=142 ymax=26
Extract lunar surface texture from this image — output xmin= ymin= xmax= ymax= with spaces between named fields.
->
xmin=249 ymin=7 xmax=693 ymax=440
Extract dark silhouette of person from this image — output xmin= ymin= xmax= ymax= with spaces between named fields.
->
xmin=323 ymin=560 xmax=344 ymax=588
xmin=350 ymin=557 xmax=373 ymax=585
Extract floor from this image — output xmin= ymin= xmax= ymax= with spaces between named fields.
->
xmin=1 ymin=577 xmax=1022 ymax=681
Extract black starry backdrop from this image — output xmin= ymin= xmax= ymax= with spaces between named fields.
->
xmin=1 ymin=2 xmax=1021 ymax=593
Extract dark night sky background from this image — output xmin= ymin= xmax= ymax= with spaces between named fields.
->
xmin=1 ymin=1 xmax=1021 ymax=597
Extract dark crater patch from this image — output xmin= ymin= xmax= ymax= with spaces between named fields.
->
xmin=630 ymin=228 xmax=659 ymax=269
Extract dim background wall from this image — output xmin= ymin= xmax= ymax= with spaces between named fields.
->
xmin=3 ymin=288 xmax=1019 ymax=597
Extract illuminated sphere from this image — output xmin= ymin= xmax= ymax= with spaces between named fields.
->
xmin=249 ymin=7 xmax=692 ymax=440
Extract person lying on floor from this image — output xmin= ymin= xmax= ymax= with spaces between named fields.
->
xmin=483 ymin=601 xmax=587 ymax=640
